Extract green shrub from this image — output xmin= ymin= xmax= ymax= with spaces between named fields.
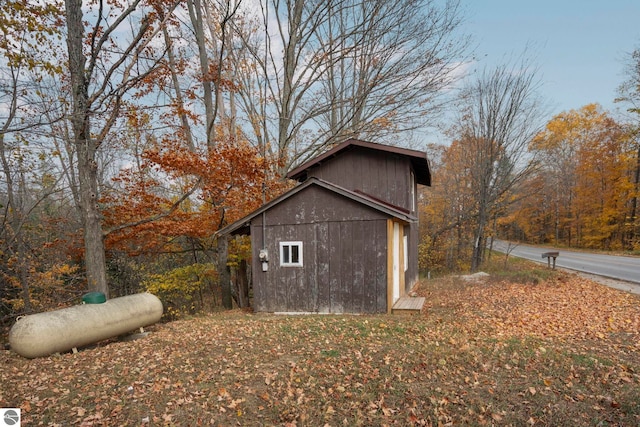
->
xmin=144 ymin=263 xmax=218 ymax=319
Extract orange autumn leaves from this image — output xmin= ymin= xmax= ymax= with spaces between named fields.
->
xmin=420 ymin=103 xmax=638 ymax=273
xmin=434 ymin=274 xmax=640 ymax=342
xmin=102 ymin=138 xmax=287 ymax=255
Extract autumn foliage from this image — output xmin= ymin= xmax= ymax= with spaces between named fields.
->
xmin=143 ymin=263 xmax=218 ymax=319
xmin=515 ymin=104 xmax=636 ymax=249
xmin=102 ymin=137 xmax=280 ymax=256
xmin=420 ymin=104 xmax=639 ymax=273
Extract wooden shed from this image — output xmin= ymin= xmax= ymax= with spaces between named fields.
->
xmin=218 ymin=139 xmax=430 ymax=314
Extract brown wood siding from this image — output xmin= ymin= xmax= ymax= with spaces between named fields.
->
xmin=329 ymin=222 xmax=343 ymax=312
xmin=254 ymin=184 xmax=388 ymax=226
xmin=405 ymin=221 xmax=419 ymax=292
xmin=307 ymin=148 xmax=413 ymax=213
xmin=386 ymin=220 xmax=394 ymax=314
xmin=250 ymin=185 xmax=389 ymax=313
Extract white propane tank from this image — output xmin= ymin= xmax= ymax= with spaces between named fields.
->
xmin=9 ymin=293 xmax=163 ymax=358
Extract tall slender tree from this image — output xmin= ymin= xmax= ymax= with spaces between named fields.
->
xmin=451 ymin=58 xmax=544 ymax=271
xmin=64 ymin=0 xmax=179 ymax=297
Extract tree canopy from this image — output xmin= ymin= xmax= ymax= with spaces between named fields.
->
xmin=1 ymin=0 xmax=639 ymax=321
xmin=0 ymin=0 xmax=468 ymax=318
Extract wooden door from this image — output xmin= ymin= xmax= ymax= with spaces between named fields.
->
xmin=387 ymin=220 xmax=406 ymax=312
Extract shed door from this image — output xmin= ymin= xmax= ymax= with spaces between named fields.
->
xmin=392 ymin=222 xmax=401 ymax=303
xmin=387 ymin=220 xmax=406 ymax=312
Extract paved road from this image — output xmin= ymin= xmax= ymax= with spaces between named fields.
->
xmin=491 ymin=240 xmax=640 ymax=287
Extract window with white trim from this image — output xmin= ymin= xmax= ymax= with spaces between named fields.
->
xmin=279 ymin=241 xmax=303 ymax=267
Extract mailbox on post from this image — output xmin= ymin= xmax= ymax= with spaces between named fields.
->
xmin=541 ymin=251 xmax=559 ymax=269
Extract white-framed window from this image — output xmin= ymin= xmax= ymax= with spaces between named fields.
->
xmin=279 ymin=241 xmax=303 ymax=267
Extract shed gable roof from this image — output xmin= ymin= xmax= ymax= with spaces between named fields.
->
xmin=217 ymin=177 xmax=417 ymax=236
xmin=287 ymin=138 xmax=431 ymax=186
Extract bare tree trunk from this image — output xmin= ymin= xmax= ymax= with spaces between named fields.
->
xmin=235 ymin=259 xmax=250 ymax=308
xmin=63 ymin=0 xmax=178 ymax=296
xmin=161 ymin=25 xmax=196 ymax=152
xmin=187 ymin=0 xmax=241 ymax=149
xmin=471 ymin=210 xmax=487 ymax=272
xmin=65 ymin=0 xmax=109 ymax=297
xmin=487 ymin=216 xmax=496 ymax=261
xmin=277 ymin=0 xmax=304 ymax=172
xmin=217 ymin=235 xmax=232 ymax=309
xmin=187 ymin=0 xmax=215 ymax=148
xmin=455 ymin=57 xmax=543 ymax=272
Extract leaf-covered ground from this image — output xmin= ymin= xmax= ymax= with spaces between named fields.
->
xmin=2 ymin=272 xmax=639 ymax=426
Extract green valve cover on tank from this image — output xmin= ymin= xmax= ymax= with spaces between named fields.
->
xmin=82 ymin=291 xmax=107 ymax=304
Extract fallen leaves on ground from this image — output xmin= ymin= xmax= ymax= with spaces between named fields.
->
xmin=1 ymin=271 xmax=639 ymax=426
xmin=440 ymin=274 xmax=640 ymax=341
